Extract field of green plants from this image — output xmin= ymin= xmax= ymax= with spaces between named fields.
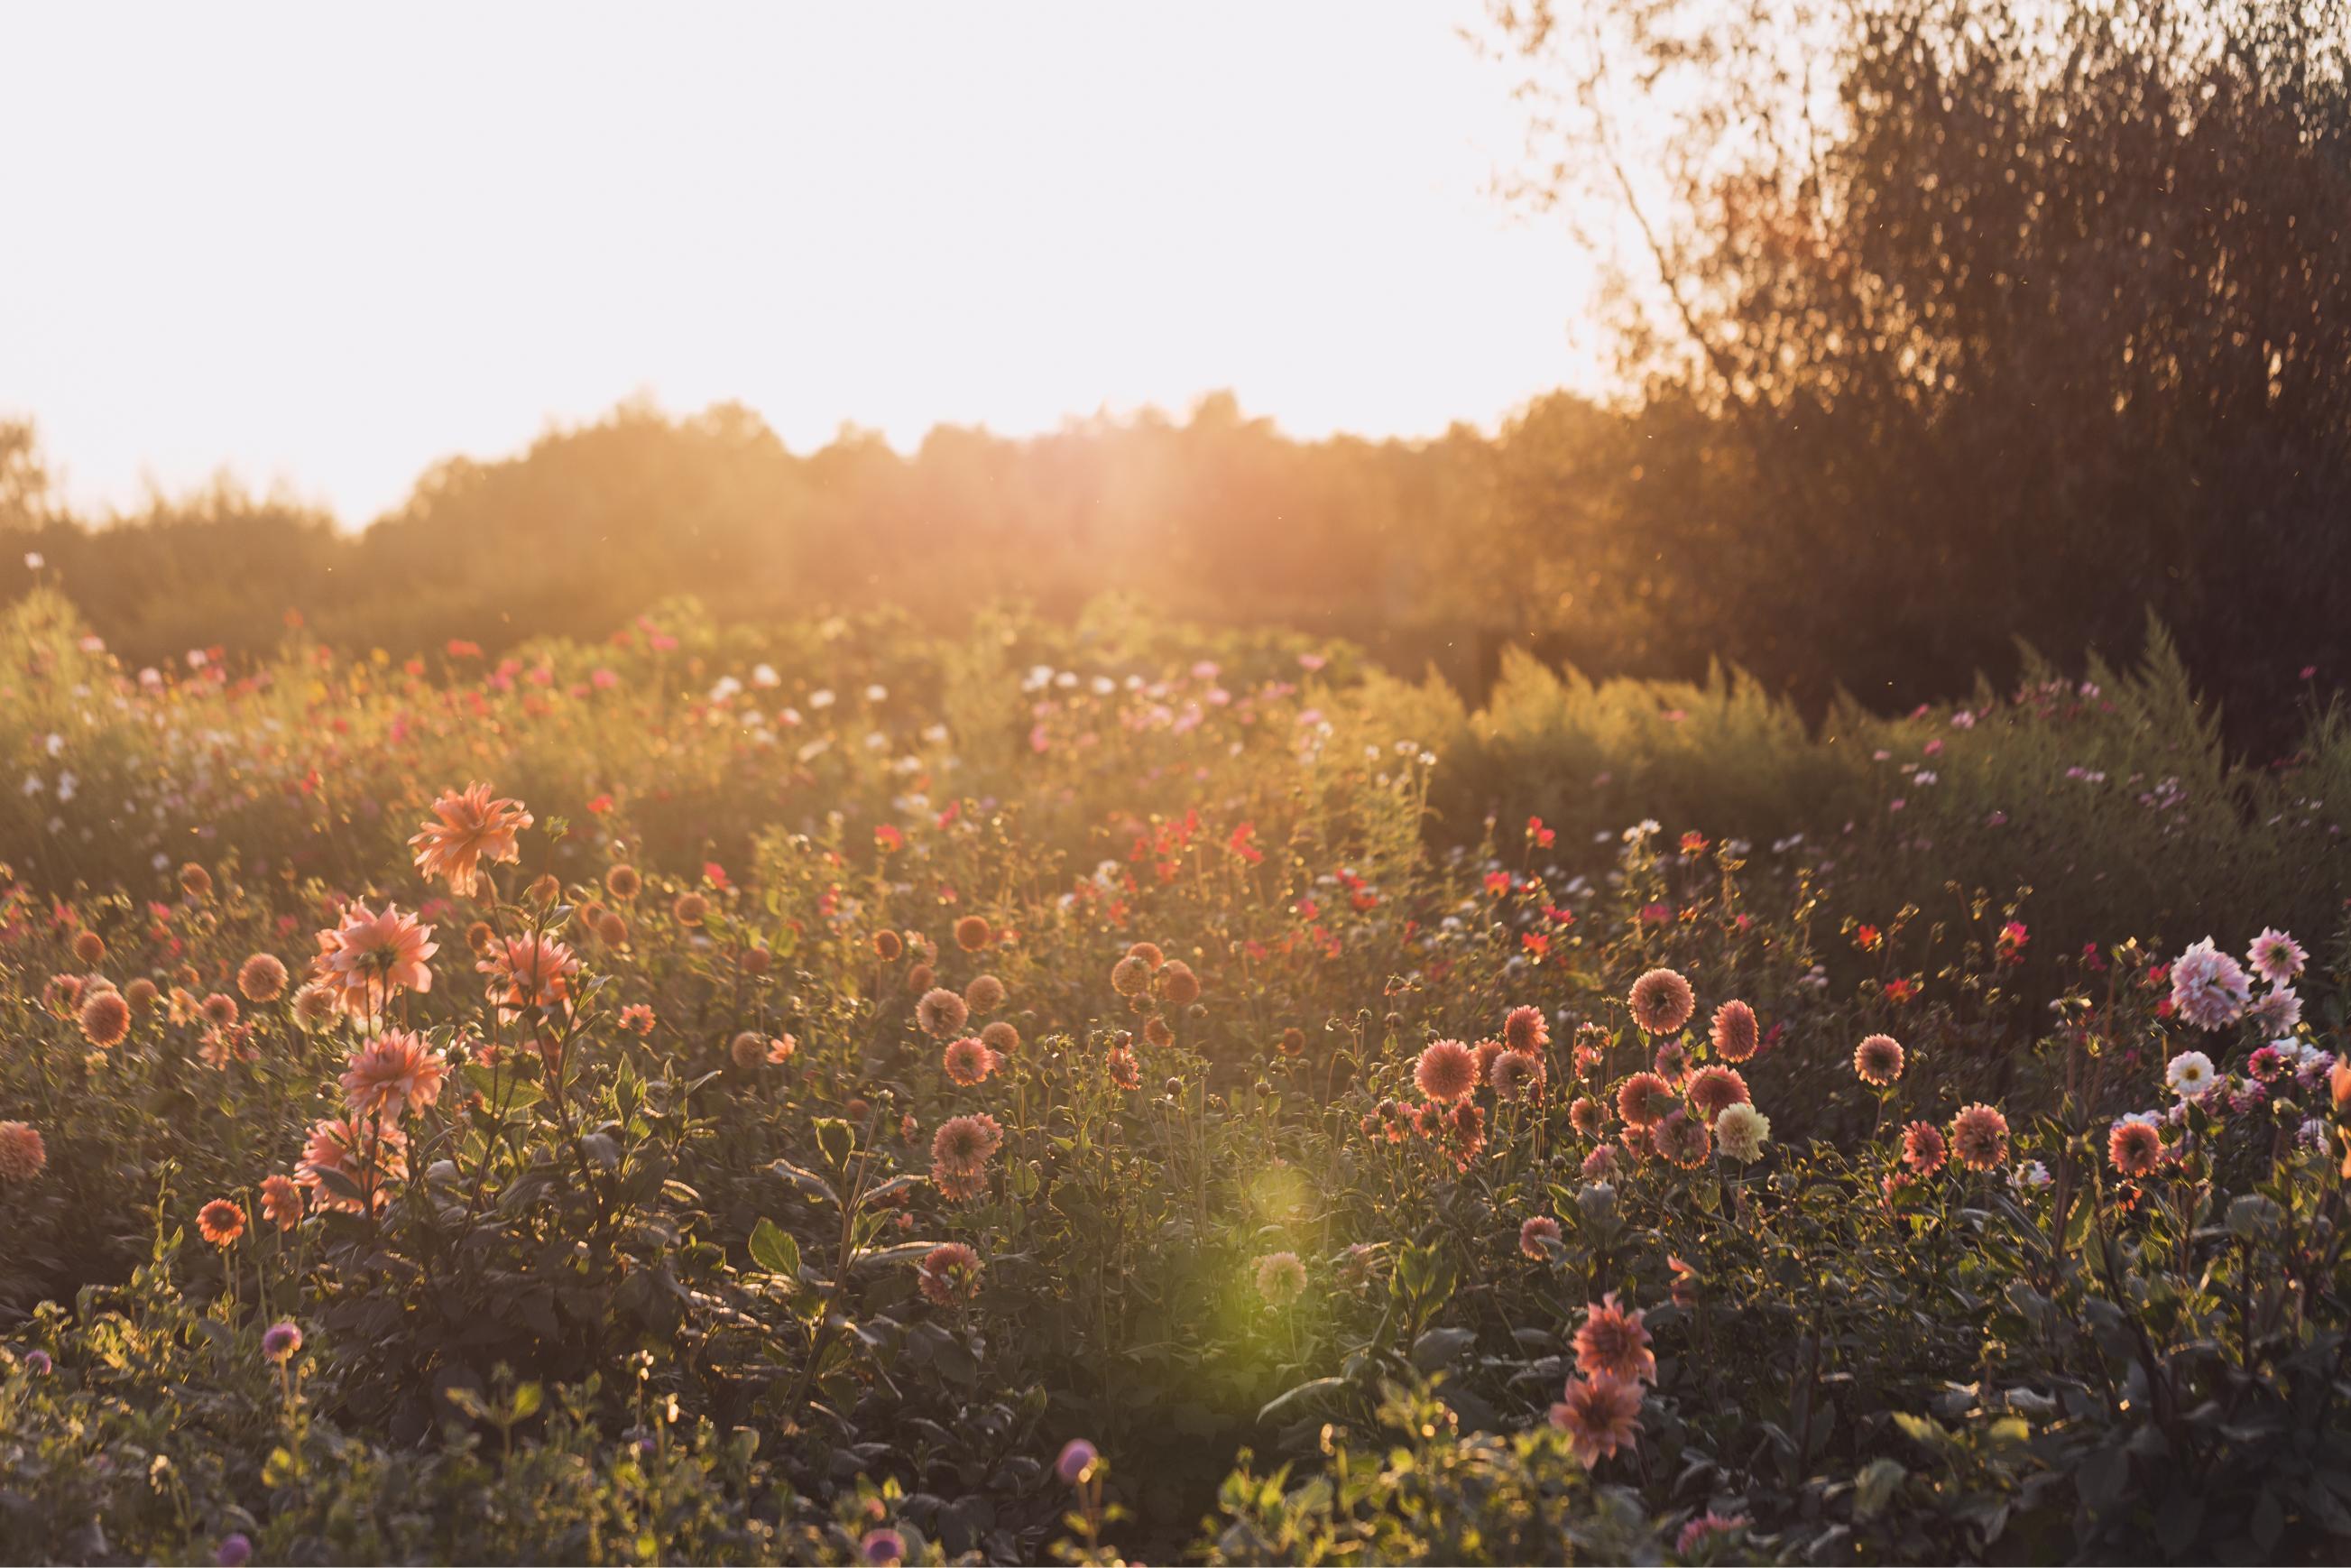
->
xmin=4 ymin=584 xmax=2350 ymax=1564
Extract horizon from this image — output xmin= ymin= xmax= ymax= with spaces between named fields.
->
xmin=0 ymin=1 xmax=1607 ymax=527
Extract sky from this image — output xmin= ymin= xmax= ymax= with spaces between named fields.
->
xmin=0 ymin=4 xmax=1607 ymax=527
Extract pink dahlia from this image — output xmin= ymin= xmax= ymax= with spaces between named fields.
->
xmin=409 ymin=782 xmax=532 ymax=898
xmin=311 ymin=901 xmax=438 ymax=1020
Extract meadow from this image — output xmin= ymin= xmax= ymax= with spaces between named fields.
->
xmin=2 ymin=583 xmax=2349 ymax=1564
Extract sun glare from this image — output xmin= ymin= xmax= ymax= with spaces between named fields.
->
xmin=0 ymin=2 xmax=1603 ymax=523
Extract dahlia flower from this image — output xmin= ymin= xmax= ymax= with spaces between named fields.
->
xmin=917 ymin=1241 xmax=983 ymax=1306
xmin=1628 ymin=968 xmax=1696 ymax=1035
xmin=1254 ymin=1250 xmax=1308 ymax=1307
xmin=198 ymin=1198 xmax=245 ymax=1248
xmin=1713 ymin=1102 xmax=1771 ymax=1163
xmin=409 ymin=782 xmax=532 ymax=897
xmin=1949 ymin=1103 xmax=2010 ymax=1171
xmin=1685 ymin=1065 xmax=1750 ymax=1121
xmin=916 ymin=987 xmax=970 ymax=1038
xmin=1550 ymin=1372 xmax=1644 ymax=1467
xmin=1853 ymin=1033 xmax=1905 ymax=1087
xmin=2247 ymin=927 xmax=2307 ymax=986
xmin=2166 ymin=1050 xmax=2217 ymax=1099
xmin=1414 ymin=1038 xmax=1480 ymax=1103
xmin=1573 ymin=1292 xmax=1655 ymax=1384
xmin=297 ymin=1115 xmax=407 ymax=1213
xmin=340 ymin=1028 xmax=451 ymax=1125
xmin=1709 ymin=999 xmax=1759 ymax=1062
xmin=0 ymin=1121 xmax=47 ymax=1183
xmin=2169 ymin=938 xmax=2250 ymax=1030
xmin=311 ymin=902 xmax=437 ymax=1020
xmin=478 ymin=932 xmax=578 ymax=1017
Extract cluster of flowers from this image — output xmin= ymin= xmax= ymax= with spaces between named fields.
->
xmin=1564 ymin=973 xmax=1774 ymax=1179
xmin=2102 ymin=927 xmax=2345 ymax=1176
xmin=1359 ymin=1006 xmax=1553 ymax=1173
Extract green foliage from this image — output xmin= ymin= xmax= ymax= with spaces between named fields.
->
xmin=0 ymin=589 xmax=2347 ymax=1563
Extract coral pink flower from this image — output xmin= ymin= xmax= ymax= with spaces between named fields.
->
xmin=1949 ymin=1102 xmax=2009 ymax=1172
xmin=1550 ymin=1373 xmax=1644 ymax=1466
xmin=340 ymin=1028 xmax=451 ymax=1126
xmin=1569 ymin=1095 xmax=1605 ymax=1137
xmin=1901 ymin=1121 xmax=1948 ymax=1176
xmin=1490 ymin=1048 xmax=1545 ymax=1102
xmin=917 ymin=1241 xmax=982 ymax=1305
xmin=1574 ymin=1292 xmax=1656 ymax=1384
xmin=198 ymin=1199 xmax=245 ymax=1248
xmin=0 ymin=1121 xmax=48 ymax=1183
xmin=1708 ymin=1000 xmax=1758 ymax=1062
xmin=1655 ymin=1109 xmax=1712 ymax=1168
xmin=1502 ymin=1005 xmax=1550 ymax=1054
xmin=1684 ymin=1065 xmax=1750 ymax=1121
xmin=930 ymin=1112 xmax=1005 ymax=1203
xmin=1853 ymin=1033 xmax=1905 ymax=1087
xmin=2108 ymin=1119 xmax=2162 ymax=1177
xmin=1519 ymin=1214 xmax=1562 ymax=1259
xmin=261 ymin=1173 xmax=303 ymax=1230
xmin=409 ymin=782 xmax=532 ymax=897
xmin=917 ymin=987 xmax=970 ymax=1038
xmin=943 ymin=1038 xmax=1000 ymax=1086
xmin=1628 ymin=968 xmax=1695 ymax=1035
xmin=1414 ymin=1039 xmax=1480 ymax=1103
xmin=478 ymin=933 xmax=578 ymax=1017
xmin=296 ymin=1116 xmax=408 ymax=1213
xmin=1677 ymin=1513 xmax=1750 ymax=1554
xmin=79 ymin=988 xmax=131 ymax=1049
xmin=311 ymin=902 xmax=438 ymax=1020
xmin=1616 ymin=1071 xmax=1676 ymax=1130
xmin=238 ymin=953 xmax=289 ymax=1003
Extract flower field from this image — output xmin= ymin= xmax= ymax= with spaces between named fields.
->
xmin=4 ymin=585 xmax=2351 ymax=1564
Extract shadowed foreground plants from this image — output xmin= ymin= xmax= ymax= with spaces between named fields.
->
xmin=3 ymin=591 xmax=2350 ymax=1563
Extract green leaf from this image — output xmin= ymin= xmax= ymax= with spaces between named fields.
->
xmin=1258 ymin=1377 xmax=1349 ymax=1426
xmin=814 ymin=1117 xmax=854 ymax=1167
xmin=1409 ymin=1326 xmax=1477 ymax=1372
xmin=853 ymin=1241 xmax=946 ymax=1269
xmin=749 ymin=1217 xmax=802 ymax=1282
xmin=1854 ymin=1457 xmax=1905 ymax=1518
xmin=769 ymin=1158 xmax=840 ymax=1205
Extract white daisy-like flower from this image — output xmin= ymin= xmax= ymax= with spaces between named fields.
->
xmin=2166 ymin=1050 xmax=2217 ymax=1099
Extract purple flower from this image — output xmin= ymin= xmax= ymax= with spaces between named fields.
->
xmin=1056 ymin=1437 xmax=1099 ymax=1486
xmin=24 ymin=1349 xmax=52 ymax=1375
xmin=860 ymin=1528 xmax=907 ymax=1565
xmin=261 ymin=1321 xmax=302 ymax=1362
xmin=217 ymin=1534 xmax=253 ymax=1567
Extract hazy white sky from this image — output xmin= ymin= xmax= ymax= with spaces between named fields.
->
xmin=0 ymin=4 xmax=1604 ymax=525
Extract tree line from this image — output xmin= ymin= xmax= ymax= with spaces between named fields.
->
xmin=5 ymin=0 xmax=2345 ymax=746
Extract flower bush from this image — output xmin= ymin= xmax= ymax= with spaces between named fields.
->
xmin=2 ymin=586 xmax=2350 ymax=1562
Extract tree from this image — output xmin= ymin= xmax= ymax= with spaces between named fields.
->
xmin=1491 ymin=0 xmax=2351 ymax=735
